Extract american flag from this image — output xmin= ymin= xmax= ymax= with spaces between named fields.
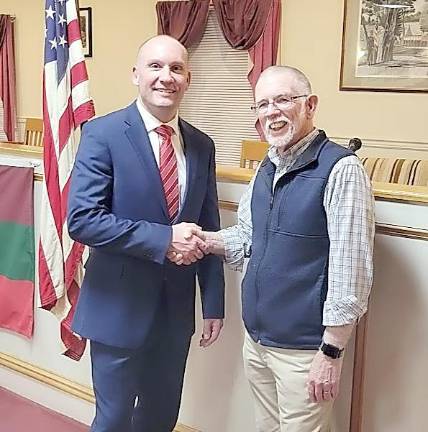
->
xmin=38 ymin=0 xmax=95 ymax=360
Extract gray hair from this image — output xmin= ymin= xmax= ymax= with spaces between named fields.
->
xmin=259 ymin=65 xmax=312 ymax=94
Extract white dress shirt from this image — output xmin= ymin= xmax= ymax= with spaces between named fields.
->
xmin=220 ymin=129 xmax=375 ymax=326
xmin=136 ymin=97 xmax=187 ymax=209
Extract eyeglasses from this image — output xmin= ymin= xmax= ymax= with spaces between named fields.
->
xmin=250 ymin=94 xmax=308 ymax=114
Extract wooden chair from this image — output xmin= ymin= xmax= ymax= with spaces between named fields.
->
xmin=24 ymin=118 xmax=43 ymax=146
xmin=240 ymin=140 xmax=269 ymax=169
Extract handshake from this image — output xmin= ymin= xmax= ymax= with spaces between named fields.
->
xmin=166 ymin=222 xmax=224 ymax=265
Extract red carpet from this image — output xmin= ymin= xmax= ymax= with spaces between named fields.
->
xmin=0 ymin=386 xmax=89 ymax=432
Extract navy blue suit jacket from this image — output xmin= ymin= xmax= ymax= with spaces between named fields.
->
xmin=68 ymin=102 xmax=225 ymax=349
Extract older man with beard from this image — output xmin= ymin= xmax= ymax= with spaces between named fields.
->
xmin=173 ymin=65 xmax=375 ymax=431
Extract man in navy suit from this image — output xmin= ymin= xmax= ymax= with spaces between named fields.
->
xmin=67 ymin=35 xmax=225 ymax=432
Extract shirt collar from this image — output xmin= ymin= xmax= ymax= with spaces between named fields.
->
xmin=268 ymin=128 xmax=319 ymax=168
xmin=136 ymin=96 xmax=179 ymax=135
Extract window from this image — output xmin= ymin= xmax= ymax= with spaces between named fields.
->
xmin=179 ymin=10 xmax=259 ymax=167
xmin=0 ymin=101 xmax=24 ymax=142
xmin=0 ymin=102 xmax=7 ymax=141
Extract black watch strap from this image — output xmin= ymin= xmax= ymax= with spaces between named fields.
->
xmin=320 ymin=341 xmax=344 ymax=359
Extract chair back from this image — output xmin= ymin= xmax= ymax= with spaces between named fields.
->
xmin=240 ymin=140 xmax=269 ymax=169
xmin=24 ymin=118 xmax=44 ymax=147
xmin=361 ymin=157 xmax=428 ymax=187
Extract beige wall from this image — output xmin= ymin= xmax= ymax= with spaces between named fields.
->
xmin=1 ymin=0 xmax=44 ymax=118
xmin=281 ymin=0 xmax=428 ymax=145
xmin=2 ymin=0 xmax=158 ymax=118
xmin=82 ymin=0 xmax=158 ymax=115
xmin=4 ymin=0 xmax=427 ymax=143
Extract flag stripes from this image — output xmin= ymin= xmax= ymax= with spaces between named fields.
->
xmin=38 ymin=0 xmax=95 ymax=360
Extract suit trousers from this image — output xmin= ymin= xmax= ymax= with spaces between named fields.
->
xmin=90 ymin=311 xmax=191 ymax=432
xmin=243 ymin=331 xmax=333 ymax=432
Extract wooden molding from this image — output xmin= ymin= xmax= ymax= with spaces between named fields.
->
xmin=17 ymin=161 xmax=428 ymax=206
xmin=219 ymin=200 xmax=239 ymax=212
xmin=174 ymin=425 xmax=200 ymax=432
xmin=216 ymin=165 xmax=254 ymax=183
xmin=376 ymin=224 xmax=428 ymax=241
xmin=0 ymin=142 xmax=43 ymax=183
xmin=0 ymin=142 xmax=43 ymax=158
xmin=216 ymin=166 xmax=428 ymax=205
xmin=373 ymin=182 xmax=428 ymax=205
xmin=350 ymin=314 xmax=368 ymax=432
xmin=0 ymin=352 xmax=94 ymax=403
xmin=0 ymin=352 xmax=200 ymax=432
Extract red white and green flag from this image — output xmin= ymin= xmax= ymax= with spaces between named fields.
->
xmin=0 ymin=165 xmax=35 ymax=338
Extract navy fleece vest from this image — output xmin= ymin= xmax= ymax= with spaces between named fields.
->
xmin=242 ymin=131 xmax=353 ymax=349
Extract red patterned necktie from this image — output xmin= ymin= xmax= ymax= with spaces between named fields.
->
xmin=155 ymin=125 xmax=179 ymax=222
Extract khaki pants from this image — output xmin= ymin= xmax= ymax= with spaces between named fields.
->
xmin=243 ymin=332 xmax=333 ymax=432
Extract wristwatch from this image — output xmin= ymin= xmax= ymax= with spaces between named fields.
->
xmin=320 ymin=341 xmax=344 ymax=359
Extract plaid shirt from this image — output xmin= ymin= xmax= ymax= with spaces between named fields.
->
xmin=220 ymin=129 xmax=375 ymax=326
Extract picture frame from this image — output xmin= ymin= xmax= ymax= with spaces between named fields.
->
xmin=79 ymin=7 xmax=92 ymax=58
xmin=340 ymin=0 xmax=428 ymax=93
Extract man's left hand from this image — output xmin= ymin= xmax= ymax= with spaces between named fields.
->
xmin=307 ymin=350 xmax=343 ymax=403
xmin=199 ymin=319 xmax=223 ymax=348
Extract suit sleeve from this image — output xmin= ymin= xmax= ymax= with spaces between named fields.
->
xmin=197 ymin=142 xmax=225 ymax=319
xmin=67 ymin=122 xmax=172 ymax=264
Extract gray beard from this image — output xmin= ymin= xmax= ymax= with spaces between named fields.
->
xmin=265 ymin=123 xmax=295 ymax=151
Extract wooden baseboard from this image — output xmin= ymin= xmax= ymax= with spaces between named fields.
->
xmin=0 ymin=352 xmax=94 ymax=403
xmin=0 ymin=352 xmax=200 ymax=432
xmin=174 ymin=425 xmax=200 ymax=432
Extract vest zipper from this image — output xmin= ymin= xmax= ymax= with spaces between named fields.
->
xmin=254 ymin=187 xmax=277 ymax=343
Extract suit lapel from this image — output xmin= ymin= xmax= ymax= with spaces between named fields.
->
xmin=124 ymin=103 xmax=169 ymax=219
xmin=178 ymin=118 xmax=199 ymax=220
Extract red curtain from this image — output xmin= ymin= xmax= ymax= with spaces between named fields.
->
xmin=248 ymin=0 xmax=281 ymax=137
xmin=248 ymin=0 xmax=281 ymax=91
xmin=212 ymin=0 xmax=272 ymax=50
xmin=156 ymin=0 xmax=281 ymax=138
xmin=156 ymin=0 xmax=210 ymax=48
xmin=0 ymin=15 xmax=16 ymax=141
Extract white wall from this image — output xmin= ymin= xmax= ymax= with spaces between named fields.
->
xmin=362 ymin=200 xmax=428 ymax=432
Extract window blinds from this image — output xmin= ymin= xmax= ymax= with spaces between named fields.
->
xmin=179 ymin=10 xmax=259 ymax=166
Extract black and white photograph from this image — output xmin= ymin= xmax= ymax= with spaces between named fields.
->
xmin=79 ymin=7 xmax=92 ymax=57
xmin=341 ymin=0 xmax=428 ymax=91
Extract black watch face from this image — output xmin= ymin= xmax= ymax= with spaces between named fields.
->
xmin=322 ymin=343 xmax=342 ymax=359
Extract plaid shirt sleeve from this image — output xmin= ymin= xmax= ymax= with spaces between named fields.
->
xmin=323 ymin=155 xmax=375 ymax=326
xmin=219 ymin=177 xmax=255 ymax=271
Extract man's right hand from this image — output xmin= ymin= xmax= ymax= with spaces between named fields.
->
xmin=167 ymin=229 xmax=225 ymax=265
xmin=167 ymin=223 xmax=207 ymax=265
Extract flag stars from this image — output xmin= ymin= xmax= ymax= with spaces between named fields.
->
xmin=46 ymin=5 xmax=56 ymax=20
xmin=58 ymin=35 xmax=67 ymax=47
xmin=58 ymin=14 xmax=66 ymax=26
xmin=49 ymin=38 xmax=58 ymax=50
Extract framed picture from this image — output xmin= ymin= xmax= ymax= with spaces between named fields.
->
xmin=340 ymin=0 xmax=428 ymax=92
xmin=79 ymin=7 xmax=92 ymax=57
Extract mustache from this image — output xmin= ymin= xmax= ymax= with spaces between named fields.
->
xmin=264 ymin=116 xmax=292 ymax=132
